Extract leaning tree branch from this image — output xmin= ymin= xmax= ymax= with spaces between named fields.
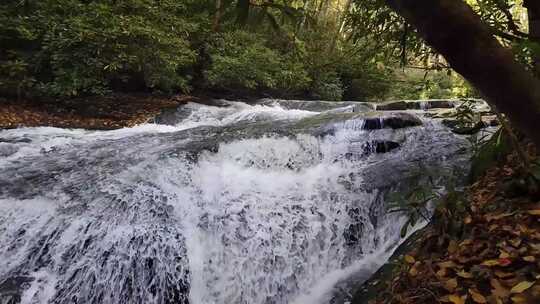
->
xmin=384 ymin=0 xmax=540 ymax=147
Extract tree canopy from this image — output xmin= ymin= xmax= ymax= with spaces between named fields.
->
xmin=0 ymin=0 xmax=538 ymax=110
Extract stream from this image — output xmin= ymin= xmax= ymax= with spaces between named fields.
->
xmin=0 ymin=99 xmax=471 ymax=304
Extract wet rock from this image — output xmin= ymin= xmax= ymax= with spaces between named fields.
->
xmin=0 ymin=143 xmax=18 ymax=157
xmin=442 ymin=116 xmax=498 ymax=135
xmin=0 ymin=137 xmax=32 ymax=144
xmin=374 ymin=100 xmax=411 ymax=111
xmin=259 ymin=99 xmax=374 ymax=112
xmin=362 ymin=113 xmax=422 ymax=130
xmin=375 ymin=99 xmax=455 ymax=111
xmin=481 ymin=115 xmax=500 ymax=127
xmin=425 ymin=99 xmax=455 ymax=109
xmin=369 ymin=141 xmax=400 ymax=154
xmin=0 ymin=276 xmax=34 ymax=303
xmin=296 ymin=112 xmax=422 ymax=137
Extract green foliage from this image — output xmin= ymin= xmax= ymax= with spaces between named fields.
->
xmin=204 ymin=31 xmax=311 ymax=95
xmin=309 ymin=72 xmax=344 ymax=101
xmin=470 ymin=127 xmax=512 ymax=182
xmin=387 ymin=69 xmax=479 ymax=100
xmin=388 ymin=183 xmax=436 ymax=238
xmin=388 ymin=175 xmax=469 ymax=239
xmin=0 ymin=0 xmax=197 ymax=98
xmin=0 ymin=0 xmax=496 ymax=101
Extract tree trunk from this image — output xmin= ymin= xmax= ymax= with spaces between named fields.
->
xmin=212 ymin=0 xmax=223 ymax=32
xmin=384 ymin=0 xmax=540 ymax=147
xmin=525 ymin=0 xmax=540 ymax=77
xmin=236 ymin=0 xmax=250 ymax=26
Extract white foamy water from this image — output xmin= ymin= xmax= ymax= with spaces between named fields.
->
xmin=0 ymin=100 xmax=469 ymax=304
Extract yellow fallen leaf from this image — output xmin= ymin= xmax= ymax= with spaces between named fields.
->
xmin=457 ymin=270 xmax=473 ymax=279
xmin=448 ymin=294 xmax=465 ymax=304
xmin=523 ymin=256 xmax=535 ymax=262
xmin=510 ymin=281 xmax=535 ymax=294
xmin=409 ymin=266 xmax=418 ymax=277
xmin=511 ymin=295 xmax=528 ymax=303
xmin=469 ymin=289 xmax=487 ymax=303
xmin=495 ymin=270 xmax=514 ymax=279
xmin=509 ymin=238 xmax=522 ymax=247
xmin=499 ymin=251 xmax=510 ymax=259
xmin=527 ymin=209 xmax=540 ymax=216
xmin=493 ymin=297 xmax=503 ymax=304
xmin=404 ymin=255 xmax=415 ymax=264
xmin=481 ymin=259 xmax=500 ymax=267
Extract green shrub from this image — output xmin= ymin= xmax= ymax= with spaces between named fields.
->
xmin=204 ymin=30 xmax=311 ymax=95
xmin=310 ymin=72 xmax=344 ymax=101
xmin=0 ymin=0 xmax=197 ymax=98
xmin=386 ymin=68 xmax=479 ymax=100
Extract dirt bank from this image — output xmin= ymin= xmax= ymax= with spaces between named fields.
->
xmin=0 ymin=94 xmax=199 ymax=130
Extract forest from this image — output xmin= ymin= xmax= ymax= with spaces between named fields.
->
xmin=0 ymin=0 xmax=493 ymax=102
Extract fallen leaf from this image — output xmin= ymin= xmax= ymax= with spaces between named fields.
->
xmin=457 ymin=270 xmax=474 ymax=279
xmin=409 ymin=265 xmax=418 ymax=277
xmin=510 ymin=281 xmax=535 ymax=294
xmin=448 ymin=240 xmax=458 ymax=254
xmin=509 ymin=239 xmax=522 ymax=248
xmin=444 ymin=278 xmax=458 ymax=292
xmin=499 ymin=251 xmax=510 ymax=259
xmin=439 ymin=261 xmax=458 ymax=269
xmin=486 ymin=213 xmax=513 ymax=221
xmin=495 ymin=270 xmax=514 ymax=279
xmin=437 ymin=268 xmax=448 ymax=278
xmin=498 ymin=258 xmax=513 ymax=267
xmin=404 ymin=255 xmax=415 ymax=264
xmin=482 ymin=259 xmax=500 ymax=267
xmin=469 ymin=289 xmax=487 ymax=303
xmin=523 ymin=256 xmax=535 ymax=262
xmin=529 ymin=243 xmax=540 ymax=251
xmin=460 ymin=239 xmax=473 ymax=246
xmin=439 ymin=295 xmax=451 ymax=302
xmin=527 ymin=209 xmax=540 ymax=216
xmin=511 ymin=295 xmax=528 ymax=303
xmin=491 ymin=278 xmax=510 ymax=298
xmin=448 ymin=294 xmax=465 ymax=304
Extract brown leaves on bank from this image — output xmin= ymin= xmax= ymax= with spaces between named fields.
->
xmin=371 ymin=150 xmax=540 ymax=304
xmin=0 ymin=94 xmax=196 ymax=130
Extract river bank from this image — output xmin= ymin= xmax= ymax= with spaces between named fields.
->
xmin=0 ymin=94 xmax=201 ymax=130
xmin=350 ymin=146 xmax=540 ymax=304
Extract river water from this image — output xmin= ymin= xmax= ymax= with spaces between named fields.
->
xmin=0 ymin=99 xmax=470 ymax=304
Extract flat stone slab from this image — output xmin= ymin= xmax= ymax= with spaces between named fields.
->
xmin=375 ymin=99 xmax=456 ymax=111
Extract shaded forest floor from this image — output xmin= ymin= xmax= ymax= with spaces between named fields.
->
xmin=0 ymin=94 xmax=198 ymax=130
xmin=357 ymin=146 xmax=540 ymax=304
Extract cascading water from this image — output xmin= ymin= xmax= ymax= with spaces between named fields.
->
xmin=0 ymin=100 xmax=470 ymax=304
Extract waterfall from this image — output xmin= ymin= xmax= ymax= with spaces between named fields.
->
xmin=0 ymin=100 xmax=470 ymax=304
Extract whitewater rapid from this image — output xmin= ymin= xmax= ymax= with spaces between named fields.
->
xmin=0 ymin=100 xmax=470 ymax=304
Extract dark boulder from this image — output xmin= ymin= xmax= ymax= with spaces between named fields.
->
xmin=362 ymin=113 xmax=423 ymax=130
xmin=375 ymin=99 xmax=455 ymax=111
